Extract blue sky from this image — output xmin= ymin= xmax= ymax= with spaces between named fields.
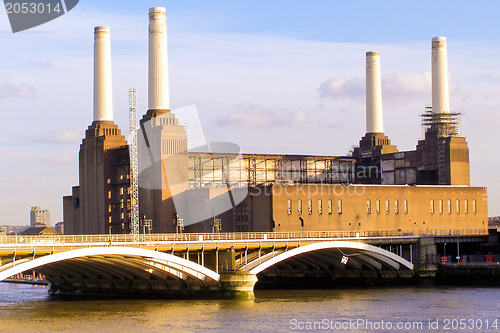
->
xmin=1 ymin=1 xmax=500 ymax=225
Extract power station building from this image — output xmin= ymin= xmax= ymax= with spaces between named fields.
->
xmin=63 ymin=8 xmax=487 ymax=235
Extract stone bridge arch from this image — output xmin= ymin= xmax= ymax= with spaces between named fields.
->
xmin=0 ymin=247 xmax=220 ymax=296
xmin=247 ymin=241 xmax=414 ymax=283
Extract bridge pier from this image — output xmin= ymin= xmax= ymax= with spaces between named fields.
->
xmin=219 ymin=271 xmax=258 ymax=299
xmin=218 ymin=248 xmax=236 ymax=272
xmin=415 ymin=237 xmax=438 ymax=277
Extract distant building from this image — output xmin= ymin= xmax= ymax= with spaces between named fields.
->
xmin=30 ymin=206 xmax=50 ymax=227
xmin=489 ymin=217 xmax=500 ymax=228
xmin=10 ymin=225 xmax=29 ymax=234
xmin=0 ymin=225 xmax=10 ymax=235
xmin=54 ymin=222 xmax=64 ymax=234
xmin=21 ymin=226 xmax=58 ymax=235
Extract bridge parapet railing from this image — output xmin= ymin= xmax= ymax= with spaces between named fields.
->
xmin=417 ymin=229 xmax=487 ymax=237
xmin=0 ymin=228 xmax=488 ymax=246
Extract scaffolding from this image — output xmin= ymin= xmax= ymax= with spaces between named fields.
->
xmin=421 ymin=106 xmax=461 ymax=138
xmin=188 ymin=153 xmax=355 ymax=189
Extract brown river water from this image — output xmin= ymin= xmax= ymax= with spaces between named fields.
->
xmin=0 ymin=283 xmax=499 ymax=332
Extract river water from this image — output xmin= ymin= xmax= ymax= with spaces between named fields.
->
xmin=0 ymin=283 xmax=499 ymax=332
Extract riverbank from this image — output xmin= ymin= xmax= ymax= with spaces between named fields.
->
xmin=0 ymin=278 xmax=48 ymax=286
xmin=435 ymin=263 xmax=500 ymax=286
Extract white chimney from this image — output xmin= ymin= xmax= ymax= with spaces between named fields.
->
xmin=366 ymin=51 xmax=384 ymax=133
xmin=148 ymin=7 xmax=170 ymax=110
xmin=93 ymin=26 xmax=113 ymax=122
xmin=431 ymin=37 xmax=450 ymax=113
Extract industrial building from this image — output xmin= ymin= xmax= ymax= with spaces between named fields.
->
xmin=63 ymin=8 xmax=487 ymax=235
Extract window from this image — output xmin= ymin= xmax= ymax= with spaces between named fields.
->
xmin=287 ymin=200 xmax=292 ymax=215
xmin=298 ymin=200 xmax=302 ymax=215
xmin=107 ymin=179 xmax=110 ymax=184
xmin=367 ymin=200 xmax=371 ymax=214
xmin=108 ymin=191 xmax=111 ymax=199
xmin=403 ymin=200 xmax=408 ymax=214
xmin=385 ymin=200 xmax=390 ymax=214
xmin=439 ymin=200 xmax=443 ymax=214
xmin=108 ymin=205 xmax=111 ymax=213
xmin=394 ymin=200 xmax=399 ymax=214
xmin=108 ymin=216 xmax=112 ymax=223
xmin=447 ymin=200 xmax=452 ymax=214
xmin=338 ymin=200 xmax=342 ymax=214
xmin=318 ymin=200 xmax=322 ymax=215
xmin=464 ymin=200 xmax=469 ymax=214
xmin=121 ymin=212 xmax=125 ymax=220
xmin=120 ymin=187 xmax=124 ymax=195
xmin=308 ymin=200 xmax=312 ymax=214
xmin=456 ymin=200 xmax=460 ymax=214
xmin=473 ymin=200 xmax=477 ymax=214
xmin=376 ymin=200 xmax=381 ymax=214
xmin=430 ymin=200 xmax=435 ymax=214
xmin=328 ymin=200 xmax=332 ymax=214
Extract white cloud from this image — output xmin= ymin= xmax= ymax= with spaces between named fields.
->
xmin=318 ymin=77 xmax=364 ymax=101
xmin=317 ymin=71 xmax=463 ymax=106
xmin=0 ymin=177 xmax=30 ymax=184
xmin=217 ymin=103 xmax=308 ymax=127
xmin=383 ymin=72 xmax=430 ymax=102
xmin=42 ymin=155 xmax=76 ymax=165
xmin=318 ymin=72 xmax=432 ymax=104
xmin=0 ymin=82 xmax=36 ymax=99
xmin=20 ymin=128 xmax=83 ymax=144
xmin=24 ymin=61 xmax=53 ymax=69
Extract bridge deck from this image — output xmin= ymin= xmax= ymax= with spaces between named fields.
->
xmin=0 ymin=228 xmax=486 ymax=247
xmin=0 ymin=228 xmax=485 ymax=260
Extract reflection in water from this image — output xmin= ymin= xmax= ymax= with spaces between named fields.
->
xmin=0 ymin=283 xmax=499 ymax=333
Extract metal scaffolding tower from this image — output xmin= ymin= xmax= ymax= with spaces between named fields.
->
xmin=129 ymin=88 xmax=139 ymax=235
xmin=421 ymin=106 xmax=461 ymax=138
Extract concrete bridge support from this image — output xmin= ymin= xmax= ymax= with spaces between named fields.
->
xmin=415 ymin=237 xmax=438 ymax=277
xmin=219 ymin=271 xmax=258 ymax=299
xmin=218 ymin=248 xmax=236 ymax=273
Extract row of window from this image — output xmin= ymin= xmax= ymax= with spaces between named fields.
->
xmin=287 ymin=199 xmax=343 ymax=215
xmin=430 ymin=199 xmax=477 ymax=214
xmin=107 ymin=212 xmax=131 ymax=223
xmin=366 ymin=199 xmax=408 ymax=215
xmin=286 ymin=199 xmax=478 ymax=215
xmin=107 ymin=187 xmax=130 ymax=199
xmin=106 ymin=175 xmax=131 ymax=183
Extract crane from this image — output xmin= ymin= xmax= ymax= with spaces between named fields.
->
xmin=129 ymin=88 xmax=139 ymax=235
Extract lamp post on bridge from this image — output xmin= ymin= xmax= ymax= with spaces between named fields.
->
xmin=211 ymin=218 xmax=221 ymax=233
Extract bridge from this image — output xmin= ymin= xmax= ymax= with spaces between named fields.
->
xmin=0 ymin=229 xmax=486 ymax=297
